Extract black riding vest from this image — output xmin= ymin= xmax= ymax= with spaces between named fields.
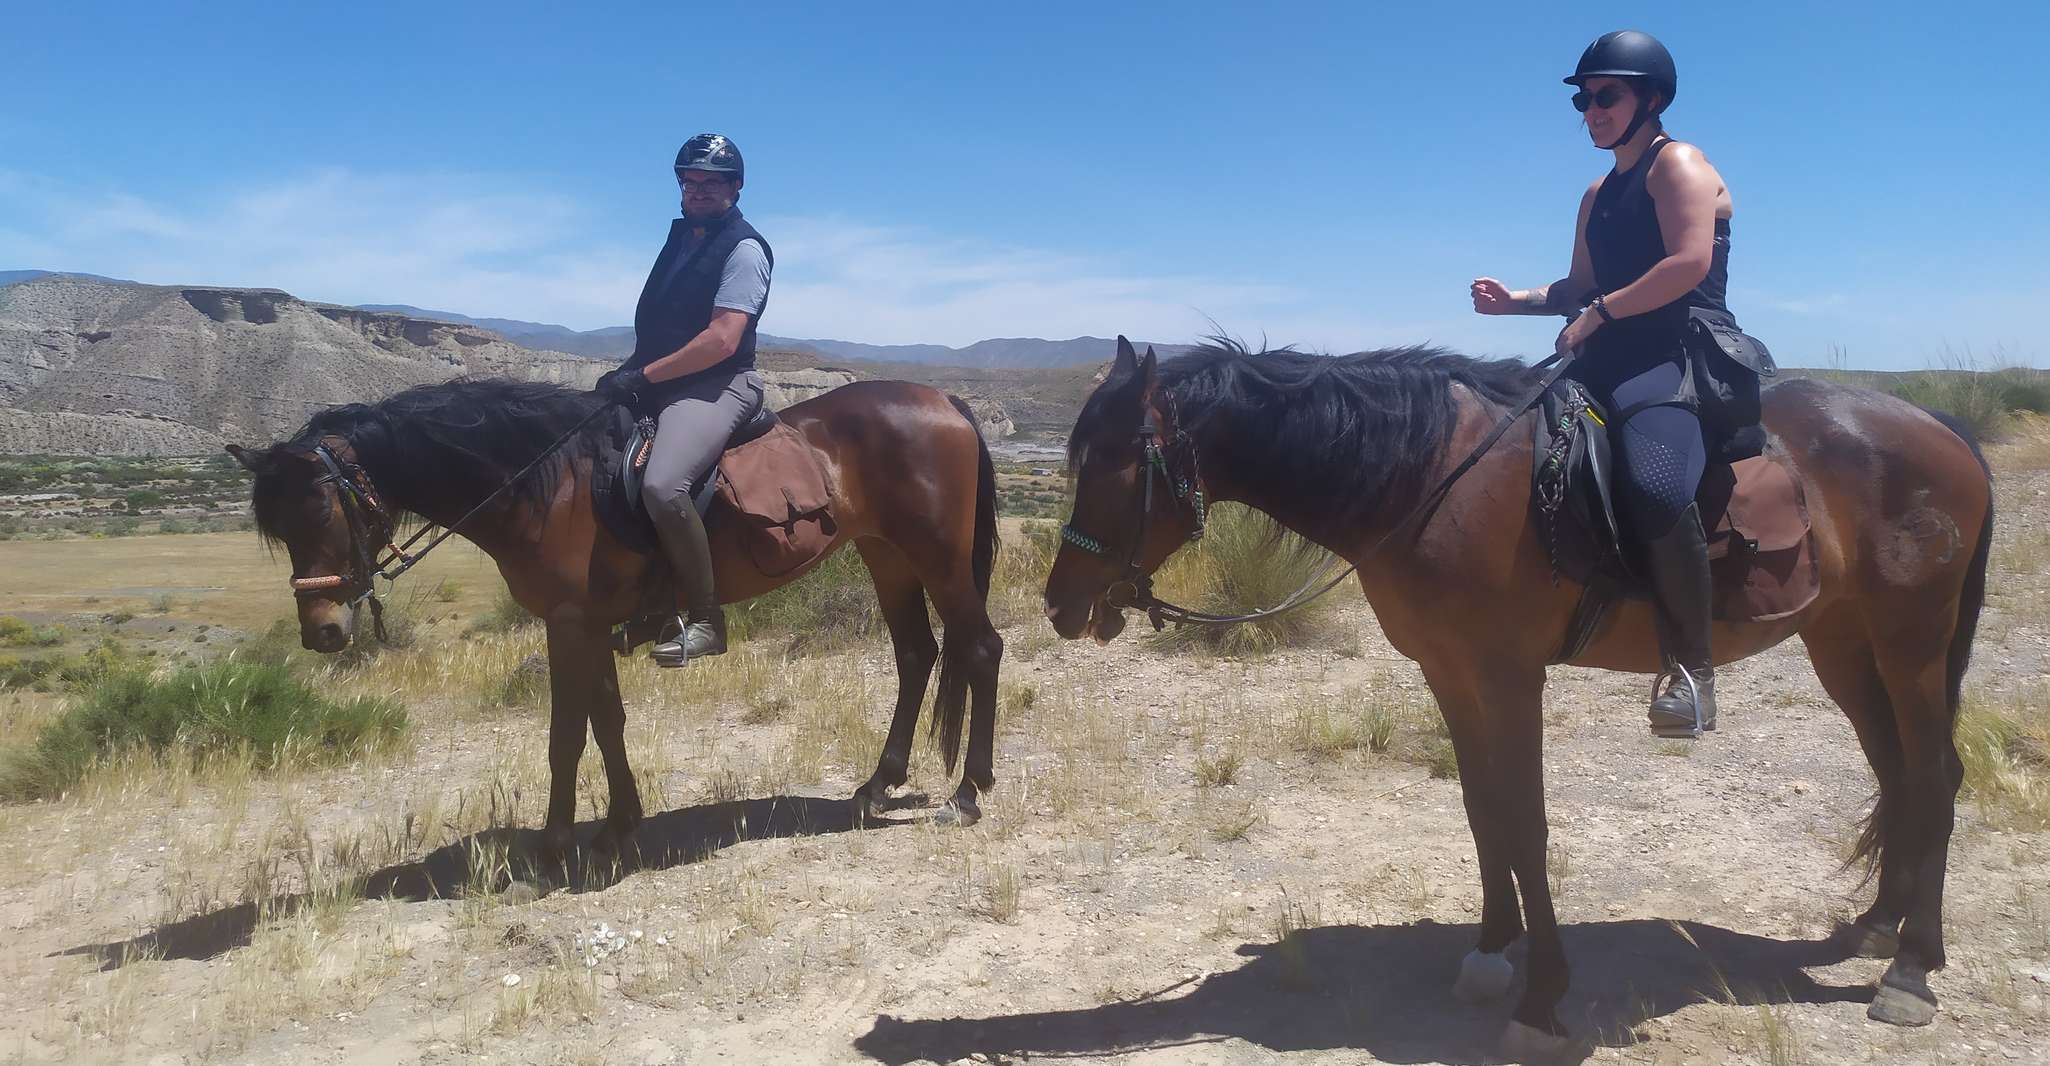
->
xmin=627 ymin=207 xmax=774 ymax=405
xmin=1584 ymin=137 xmax=1733 ymax=373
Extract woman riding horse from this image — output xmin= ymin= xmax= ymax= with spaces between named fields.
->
xmin=1472 ymin=30 xmax=1744 ymax=739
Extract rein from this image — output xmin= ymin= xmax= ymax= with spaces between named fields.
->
xmin=285 ymin=403 xmax=613 ymax=643
xmin=1064 ymin=351 xmax=1577 ymax=630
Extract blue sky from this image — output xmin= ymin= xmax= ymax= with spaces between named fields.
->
xmin=4 ymin=1 xmax=2045 ymax=368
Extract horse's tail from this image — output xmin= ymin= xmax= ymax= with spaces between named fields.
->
xmin=930 ymin=394 xmax=1001 ymax=772
xmin=1849 ymin=406 xmax=1994 ymax=878
xmin=1921 ymin=407 xmax=1995 ymax=720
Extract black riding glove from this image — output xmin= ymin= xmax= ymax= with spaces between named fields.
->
xmin=595 ymin=367 xmax=649 ymax=403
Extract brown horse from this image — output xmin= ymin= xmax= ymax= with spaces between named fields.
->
xmin=230 ymin=376 xmax=1003 ymax=861
xmin=1045 ymin=338 xmax=1993 ymax=1057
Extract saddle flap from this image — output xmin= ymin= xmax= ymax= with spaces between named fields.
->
xmin=715 ymin=421 xmax=833 ymax=524
xmin=1716 ymin=453 xmax=1809 ymax=553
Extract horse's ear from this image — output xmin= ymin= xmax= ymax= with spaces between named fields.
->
xmin=225 ymin=444 xmax=262 ymax=473
xmin=1113 ymin=335 xmax=1139 ymax=375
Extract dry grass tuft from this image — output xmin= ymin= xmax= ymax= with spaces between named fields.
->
xmin=1956 ymin=685 xmax=2050 ymax=831
xmin=1193 ymin=748 xmax=1243 ymax=787
xmin=1144 ymin=504 xmax=1351 ymax=657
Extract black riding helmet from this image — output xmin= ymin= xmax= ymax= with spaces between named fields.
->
xmin=676 ymin=133 xmax=744 ymax=187
xmin=1565 ymin=30 xmax=1676 ymax=150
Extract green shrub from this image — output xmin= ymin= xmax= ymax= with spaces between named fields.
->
xmin=0 ymin=659 xmax=407 ymax=801
xmin=0 ymin=617 xmax=64 ymax=648
xmin=1886 ymin=366 xmax=2050 ymax=442
xmin=1142 ymin=503 xmax=1348 ymax=657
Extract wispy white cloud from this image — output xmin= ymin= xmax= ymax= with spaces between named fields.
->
xmin=0 ymin=168 xmax=1434 ymax=348
xmin=0 ymin=168 xmax=648 ymax=330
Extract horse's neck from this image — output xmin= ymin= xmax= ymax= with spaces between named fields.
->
xmin=1186 ymin=420 xmax=1354 ymax=556
xmin=359 ymin=447 xmax=532 ymax=557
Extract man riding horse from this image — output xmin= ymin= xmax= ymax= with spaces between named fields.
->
xmin=594 ymin=132 xmax=773 ymax=667
xmin=1472 ymin=30 xmax=1748 ymax=739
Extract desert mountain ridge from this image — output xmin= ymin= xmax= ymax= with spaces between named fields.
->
xmin=0 ymin=274 xmax=903 ymax=456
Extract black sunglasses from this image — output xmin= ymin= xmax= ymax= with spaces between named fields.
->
xmin=1571 ymin=84 xmax=1632 ymax=113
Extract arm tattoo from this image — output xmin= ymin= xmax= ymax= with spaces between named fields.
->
xmin=1520 ymin=279 xmax=1585 ymax=316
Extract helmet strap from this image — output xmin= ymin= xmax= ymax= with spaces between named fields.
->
xmin=1599 ymin=99 xmax=1656 ymax=152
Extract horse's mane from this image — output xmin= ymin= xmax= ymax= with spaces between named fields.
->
xmin=264 ymin=377 xmax=609 ymax=532
xmin=1079 ymin=338 xmax=1541 ymax=530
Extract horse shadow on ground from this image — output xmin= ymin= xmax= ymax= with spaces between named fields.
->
xmin=60 ymin=791 xmax=903 ymax=972
xmin=856 ymin=917 xmax=1877 ymax=1065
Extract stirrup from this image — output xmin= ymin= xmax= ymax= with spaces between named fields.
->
xmin=1647 ymin=663 xmax=1712 ymax=739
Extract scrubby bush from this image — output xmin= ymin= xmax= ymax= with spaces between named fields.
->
xmin=1886 ymin=366 xmax=2050 ymax=442
xmin=0 ymin=659 xmax=407 ymax=800
xmin=0 ymin=617 xmax=64 ymax=648
xmin=1142 ymin=503 xmax=1349 ymax=657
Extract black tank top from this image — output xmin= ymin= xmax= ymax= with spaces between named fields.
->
xmin=1585 ymin=138 xmax=1733 ymax=345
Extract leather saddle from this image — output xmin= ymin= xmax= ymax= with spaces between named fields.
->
xmin=591 ymin=404 xmax=838 ymax=653
xmin=1534 ymin=380 xmax=1820 ymax=663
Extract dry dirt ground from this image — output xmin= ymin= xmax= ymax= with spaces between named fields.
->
xmin=2 ymin=442 xmax=2047 ymax=1065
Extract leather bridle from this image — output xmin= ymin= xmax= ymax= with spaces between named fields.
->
xmin=289 ymin=441 xmax=403 ymax=642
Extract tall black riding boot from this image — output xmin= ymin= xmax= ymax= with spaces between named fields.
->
xmin=1644 ymin=502 xmax=1718 ymax=737
xmin=650 ymin=498 xmax=727 ymax=667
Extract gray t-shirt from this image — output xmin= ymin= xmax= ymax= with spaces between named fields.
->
xmin=713 ymin=238 xmax=770 ymax=318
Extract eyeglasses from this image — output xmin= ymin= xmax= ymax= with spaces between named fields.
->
xmin=1571 ymin=85 xmax=1631 ymax=113
xmin=679 ymin=176 xmax=732 ymax=193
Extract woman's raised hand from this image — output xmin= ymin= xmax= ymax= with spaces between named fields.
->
xmin=1471 ymin=277 xmax=1518 ymax=315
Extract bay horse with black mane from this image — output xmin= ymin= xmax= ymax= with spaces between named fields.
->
xmin=1045 ymin=337 xmax=1992 ymax=1057
xmin=231 ymin=376 xmax=1003 ymax=862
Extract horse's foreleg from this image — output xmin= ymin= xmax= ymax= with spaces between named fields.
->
xmin=540 ymin=619 xmax=592 ymax=865
xmin=1479 ymin=665 xmax=1576 ymax=1057
xmin=1421 ymin=669 xmax=1523 ymax=1004
xmin=853 ymin=541 xmax=938 ymax=822
xmin=545 ymin=618 xmax=642 ymax=861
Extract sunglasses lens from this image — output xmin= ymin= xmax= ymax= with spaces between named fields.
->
xmin=1571 ymin=90 xmax=1593 ymax=113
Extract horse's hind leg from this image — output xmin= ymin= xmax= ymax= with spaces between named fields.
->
xmin=1866 ymin=628 xmax=1963 ymax=1027
xmin=852 ymin=539 xmax=938 ymax=823
xmin=919 ymin=562 xmax=1001 ymax=826
xmin=1802 ymin=624 xmax=1910 ymax=957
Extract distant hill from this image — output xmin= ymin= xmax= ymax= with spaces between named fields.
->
xmin=355 ymin=303 xmax=634 ymax=359
xmin=760 ymin=334 xmax=1194 ymax=369
xmin=349 ymin=303 xmax=1185 ymax=369
xmin=0 ymin=275 xmax=1021 ymax=455
xmin=1 ymin=269 xmax=136 ymax=288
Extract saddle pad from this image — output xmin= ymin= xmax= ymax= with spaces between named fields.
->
xmin=714 ymin=421 xmax=837 ymax=577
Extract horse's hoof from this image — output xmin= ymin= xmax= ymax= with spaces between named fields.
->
xmin=1454 ymin=949 xmax=1515 ymax=1003
xmin=1868 ymin=968 xmax=1938 ymax=1026
xmin=933 ymin=797 xmax=981 ymax=828
xmin=1499 ymin=1019 xmax=1577 ymax=1063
